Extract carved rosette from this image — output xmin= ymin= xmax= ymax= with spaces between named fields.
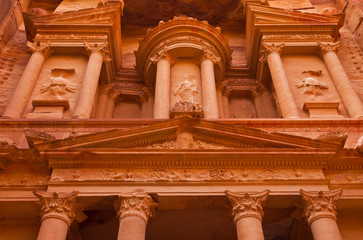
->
xmin=299 ymin=189 xmax=343 ymax=225
xmin=33 ymin=191 xmax=78 ymax=226
xmin=117 ymin=193 xmax=158 ymax=224
xmin=318 ymin=42 xmax=340 ymax=57
xmin=26 ymin=41 xmax=52 ymax=59
xmin=225 ymin=190 xmax=270 ymax=223
xmin=84 ymin=41 xmax=110 ymax=61
xmin=261 ymin=42 xmax=284 ymax=56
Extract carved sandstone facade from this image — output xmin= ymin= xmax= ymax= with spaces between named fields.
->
xmin=0 ymin=0 xmax=362 ymax=240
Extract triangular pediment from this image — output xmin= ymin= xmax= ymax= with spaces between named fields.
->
xmin=34 ymin=117 xmax=341 ymax=151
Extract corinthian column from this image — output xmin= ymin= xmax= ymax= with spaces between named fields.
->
xmin=116 ymin=193 xmax=158 ymax=240
xmin=152 ymin=48 xmax=171 ymax=119
xmin=300 ymin=189 xmax=343 ymax=240
xmin=95 ymin=85 xmax=111 ymax=119
xmin=201 ymin=50 xmax=220 ymax=119
xmin=318 ymin=42 xmax=363 ymax=118
xmin=225 ymin=190 xmax=270 ymax=240
xmin=33 ymin=191 xmax=78 ymax=240
xmin=262 ymin=43 xmax=299 ymax=118
xmin=2 ymin=41 xmax=52 ymax=119
xmin=104 ymin=91 xmax=118 ymax=119
xmin=72 ymin=42 xmax=109 ymax=119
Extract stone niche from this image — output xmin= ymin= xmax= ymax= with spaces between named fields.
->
xmin=135 ymin=16 xmax=232 ymax=119
xmin=282 ymin=53 xmax=347 ymax=118
xmin=23 ymin=55 xmax=88 ymax=119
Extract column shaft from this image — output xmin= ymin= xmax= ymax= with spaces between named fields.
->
xmin=201 ymin=58 xmax=219 ymax=119
xmin=252 ymin=91 xmax=265 ymax=118
xmin=261 ymin=90 xmax=278 ymax=118
xmin=117 ymin=216 xmax=146 ymax=240
xmin=72 ymin=51 xmax=104 ymax=119
xmin=141 ymin=99 xmax=148 ymax=118
xmin=222 ymin=94 xmax=230 ymax=118
xmin=153 ymin=59 xmax=171 ymax=119
xmin=310 ymin=218 xmax=342 ymax=240
xmin=322 ymin=51 xmax=363 ymax=118
xmin=95 ymin=91 xmax=109 ymax=119
xmin=266 ymin=52 xmax=299 ymax=118
xmin=216 ymin=87 xmax=224 ymax=118
xmin=236 ymin=217 xmax=264 ymax=240
xmin=104 ymin=96 xmax=116 ymax=119
xmin=3 ymin=52 xmax=46 ymax=119
xmin=147 ymin=96 xmax=154 ymax=118
xmin=37 ymin=218 xmax=69 ymax=240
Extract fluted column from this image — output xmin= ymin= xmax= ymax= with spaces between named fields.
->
xmin=201 ymin=50 xmax=220 ymax=119
xmin=262 ymin=42 xmax=299 ymax=118
xmin=116 ymin=193 xmax=158 ymax=240
xmin=3 ymin=41 xmax=52 ymax=119
xmin=152 ymin=48 xmax=171 ymax=119
xmin=318 ymin=42 xmax=363 ymax=118
xmin=225 ymin=190 xmax=270 ymax=240
xmin=72 ymin=42 xmax=109 ymax=119
xmin=300 ymin=189 xmax=343 ymax=240
xmin=95 ymin=85 xmax=111 ymax=119
xmin=33 ymin=191 xmax=78 ymax=240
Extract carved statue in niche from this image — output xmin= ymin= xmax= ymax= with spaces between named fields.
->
xmin=295 ymin=70 xmax=328 ymax=101
xmin=39 ymin=68 xmax=76 ymax=100
xmin=173 ymin=74 xmax=200 ymax=108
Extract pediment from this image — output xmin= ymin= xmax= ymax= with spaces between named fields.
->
xmin=247 ymin=4 xmax=342 ymax=25
xmin=34 ymin=117 xmax=342 ymax=151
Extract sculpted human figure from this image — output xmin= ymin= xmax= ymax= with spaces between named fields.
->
xmin=173 ymin=74 xmax=199 ymax=107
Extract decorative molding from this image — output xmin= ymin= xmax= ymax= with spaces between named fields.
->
xmin=318 ymin=42 xmax=340 ymax=57
xmin=299 ymin=189 xmax=343 ymax=225
xmin=26 ymin=41 xmax=52 ymax=58
xmin=201 ymin=48 xmax=221 ymax=65
xmin=262 ymin=34 xmax=333 ymax=41
xmin=225 ymin=190 xmax=270 ymax=223
xmin=148 ymin=46 xmax=177 ymax=65
xmin=33 ymin=191 xmax=78 ymax=226
xmin=117 ymin=193 xmax=158 ymax=223
xmin=49 ymin=168 xmax=326 ymax=183
xmin=35 ymin=34 xmax=108 ymax=41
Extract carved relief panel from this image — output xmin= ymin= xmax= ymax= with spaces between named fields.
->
xmin=282 ymin=54 xmax=348 ymax=118
xmin=23 ymin=55 xmax=88 ymax=118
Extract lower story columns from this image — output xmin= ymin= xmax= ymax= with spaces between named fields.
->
xmin=116 ymin=193 xmax=158 ymax=240
xmin=300 ymin=189 xmax=343 ymax=240
xmin=225 ymin=190 xmax=270 ymax=240
xmin=33 ymin=191 xmax=78 ymax=240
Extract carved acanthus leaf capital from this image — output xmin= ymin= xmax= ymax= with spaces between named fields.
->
xmin=26 ymin=41 xmax=52 ymax=58
xmin=261 ymin=42 xmax=284 ymax=56
xmin=149 ymin=46 xmax=177 ymax=65
xmin=84 ymin=41 xmax=110 ymax=61
xmin=201 ymin=48 xmax=220 ymax=64
xmin=318 ymin=42 xmax=340 ymax=57
xmin=117 ymin=193 xmax=158 ymax=223
xmin=225 ymin=190 xmax=270 ymax=223
xmin=299 ymin=189 xmax=343 ymax=225
xmin=33 ymin=191 xmax=78 ymax=226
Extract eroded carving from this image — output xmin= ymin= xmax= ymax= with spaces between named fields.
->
xmin=26 ymin=41 xmax=52 ymax=58
xmin=84 ymin=41 xmax=110 ymax=60
xmin=33 ymin=191 xmax=78 ymax=226
xmin=117 ymin=193 xmax=158 ymax=223
xmin=261 ymin=42 xmax=284 ymax=56
xmin=299 ymin=189 xmax=343 ymax=225
xmin=295 ymin=70 xmax=328 ymax=99
xmin=318 ymin=42 xmax=340 ymax=56
xmin=225 ymin=190 xmax=270 ymax=223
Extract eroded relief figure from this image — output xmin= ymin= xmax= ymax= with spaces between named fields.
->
xmin=40 ymin=76 xmax=76 ymax=99
xmin=173 ymin=74 xmax=199 ymax=108
xmin=295 ymin=70 xmax=328 ymax=100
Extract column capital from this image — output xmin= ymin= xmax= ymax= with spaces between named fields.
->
xmin=149 ymin=46 xmax=177 ymax=65
xmin=117 ymin=193 xmax=158 ymax=224
xmin=33 ymin=191 xmax=78 ymax=227
xmin=225 ymin=190 xmax=270 ymax=223
xmin=299 ymin=189 xmax=343 ymax=225
xmin=201 ymin=48 xmax=220 ymax=64
xmin=84 ymin=41 xmax=110 ymax=61
xmin=26 ymin=41 xmax=52 ymax=59
xmin=99 ymin=84 xmax=112 ymax=95
xmin=318 ymin=42 xmax=340 ymax=57
xmin=261 ymin=42 xmax=284 ymax=56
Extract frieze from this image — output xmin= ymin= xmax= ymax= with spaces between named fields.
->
xmin=35 ymin=34 xmax=108 ymax=41
xmin=262 ymin=34 xmax=333 ymax=40
xmin=50 ymin=168 xmax=325 ymax=183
